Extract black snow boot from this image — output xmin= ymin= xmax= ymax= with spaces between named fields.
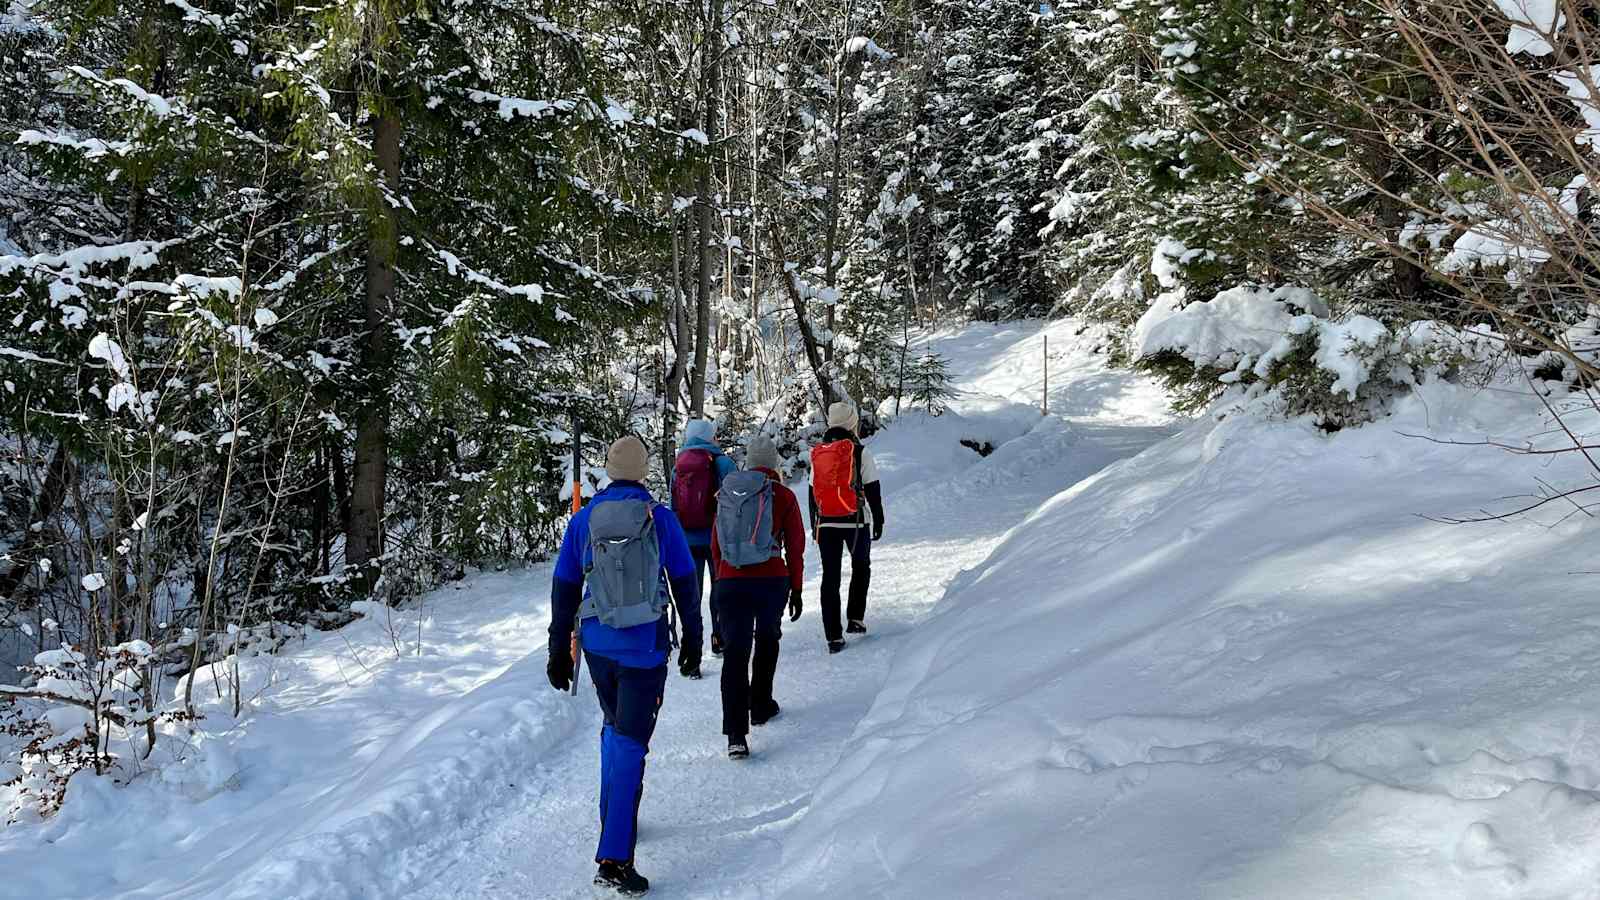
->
xmin=828 ymin=639 xmax=846 ymax=654
xmin=711 ymin=633 xmax=724 ymax=657
xmin=728 ymin=736 xmax=750 ymax=760
xmin=846 ymin=620 xmax=867 ymax=635
xmin=595 ymin=860 xmax=649 ymax=896
xmin=751 ymin=702 xmax=781 ymax=727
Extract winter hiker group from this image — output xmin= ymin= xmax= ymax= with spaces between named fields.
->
xmin=545 ymin=401 xmax=884 ymax=895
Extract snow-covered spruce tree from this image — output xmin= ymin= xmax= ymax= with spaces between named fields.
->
xmin=918 ymin=0 xmax=1058 ymax=320
xmin=259 ymin=1 xmax=683 ymax=591
xmin=833 ymin=14 xmax=927 ymax=417
xmin=1035 ymin=2 xmax=1159 ymax=333
xmin=1197 ymin=0 xmax=1600 ymax=387
xmin=0 ymin=0 xmax=340 ymax=659
xmin=1119 ymin=0 xmax=1463 ymax=306
xmin=0 ymin=0 xmax=341 ymax=810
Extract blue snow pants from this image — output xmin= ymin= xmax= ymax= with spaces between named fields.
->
xmin=584 ymin=651 xmax=668 ymax=863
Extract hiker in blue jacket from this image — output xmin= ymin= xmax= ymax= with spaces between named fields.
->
xmin=547 ymin=435 xmax=702 ymax=897
xmin=671 ymin=418 xmax=737 ymax=669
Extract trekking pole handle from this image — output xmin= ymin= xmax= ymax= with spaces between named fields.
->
xmin=570 ymin=616 xmax=583 ymax=696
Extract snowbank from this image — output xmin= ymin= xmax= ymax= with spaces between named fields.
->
xmin=0 ymin=569 xmax=561 ymax=900
xmin=777 ymin=379 xmax=1600 ymax=899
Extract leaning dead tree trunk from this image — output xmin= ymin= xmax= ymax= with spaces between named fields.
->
xmin=820 ymin=0 xmax=860 ymax=364
xmin=770 ymin=226 xmax=839 ymax=408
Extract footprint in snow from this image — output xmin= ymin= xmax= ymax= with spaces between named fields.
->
xmin=1454 ymin=821 xmax=1527 ymax=887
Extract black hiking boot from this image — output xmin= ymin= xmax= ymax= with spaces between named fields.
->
xmin=728 ymin=737 xmax=750 ymax=760
xmin=711 ymin=633 xmax=724 ymax=657
xmin=595 ymin=860 xmax=649 ymax=896
xmin=846 ymin=620 xmax=867 ymax=635
xmin=751 ymin=702 xmax=781 ymax=727
xmin=828 ymin=639 xmax=846 ymax=654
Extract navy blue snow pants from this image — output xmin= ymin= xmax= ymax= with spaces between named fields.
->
xmin=584 ymin=651 xmax=668 ymax=863
xmin=690 ymin=543 xmax=722 ymax=641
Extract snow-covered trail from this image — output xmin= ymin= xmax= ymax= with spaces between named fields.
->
xmin=396 ymin=321 xmax=1177 ymax=899
xmin=0 ymin=319 xmax=1172 ymax=900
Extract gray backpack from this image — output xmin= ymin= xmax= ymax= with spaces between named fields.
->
xmin=580 ymin=499 xmax=667 ymax=628
xmin=716 ymin=470 xmax=778 ymax=567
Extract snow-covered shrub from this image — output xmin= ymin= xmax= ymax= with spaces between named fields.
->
xmin=1245 ymin=316 xmax=1408 ymax=428
xmin=1132 ymin=284 xmax=1325 ymax=413
xmin=1133 ymin=284 xmax=1493 ymax=429
xmin=0 ymin=639 xmax=191 ymax=822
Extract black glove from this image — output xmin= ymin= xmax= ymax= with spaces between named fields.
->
xmin=547 ymin=643 xmax=573 ymax=692
xmin=679 ymin=646 xmax=702 ymax=679
xmin=872 ymin=522 xmax=884 ymax=542
xmin=789 ymin=589 xmax=803 ymax=622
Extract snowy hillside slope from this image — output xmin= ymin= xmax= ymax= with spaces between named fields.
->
xmin=777 ymin=379 xmax=1600 ymax=899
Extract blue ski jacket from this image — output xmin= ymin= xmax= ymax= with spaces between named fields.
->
xmin=549 ymin=481 xmax=703 ymax=667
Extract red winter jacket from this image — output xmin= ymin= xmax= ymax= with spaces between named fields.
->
xmin=711 ymin=467 xmax=806 ymax=591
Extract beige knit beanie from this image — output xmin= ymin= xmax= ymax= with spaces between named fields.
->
xmin=605 ymin=435 xmax=649 ymax=482
xmin=827 ymin=401 xmax=859 ymax=434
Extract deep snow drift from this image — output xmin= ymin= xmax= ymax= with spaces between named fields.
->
xmin=776 ymin=379 xmax=1600 ymax=899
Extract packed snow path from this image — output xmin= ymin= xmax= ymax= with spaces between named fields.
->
xmin=396 ymin=322 xmax=1176 ymax=900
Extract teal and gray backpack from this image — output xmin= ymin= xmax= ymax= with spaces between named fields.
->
xmin=716 ymin=470 xmax=778 ymax=567
xmin=581 ymin=499 xmax=667 ymax=628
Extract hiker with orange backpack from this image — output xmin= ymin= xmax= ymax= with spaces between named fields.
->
xmin=546 ymin=436 xmax=703 ymax=896
xmin=671 ymin=419 xmax=736 ymax=677
xmin=808 ymin=401 xmax=885 ymax=654
xmin=710 ymin=435 xmax=806 ymax=759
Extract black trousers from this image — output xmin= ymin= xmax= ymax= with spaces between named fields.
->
xmin=715 ymin=577 xmax=787 ymax=737
xmin=818 ymin=527 xmax=871 ymax=642
xmin=690 ymin=543 xmax=721 ymax=639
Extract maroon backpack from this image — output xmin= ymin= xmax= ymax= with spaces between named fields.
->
xmin=672 ymin=448 xmax=717 ymax=530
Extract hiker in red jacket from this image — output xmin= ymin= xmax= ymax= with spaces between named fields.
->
xmin=710 ymin=435 xmax=806 ymax=760
xmin=808 ymin=401 xmax=884 ymax=654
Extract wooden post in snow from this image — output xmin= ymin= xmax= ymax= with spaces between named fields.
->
xmin=1042 ymin=335 xmax=1049 ymax=417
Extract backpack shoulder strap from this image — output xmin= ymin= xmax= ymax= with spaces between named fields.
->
xmin=851 ymin=440 xmax=866 ymax=518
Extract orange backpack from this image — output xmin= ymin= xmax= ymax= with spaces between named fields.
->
xmin=811 ymin=440 xmax=859 ymax=517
